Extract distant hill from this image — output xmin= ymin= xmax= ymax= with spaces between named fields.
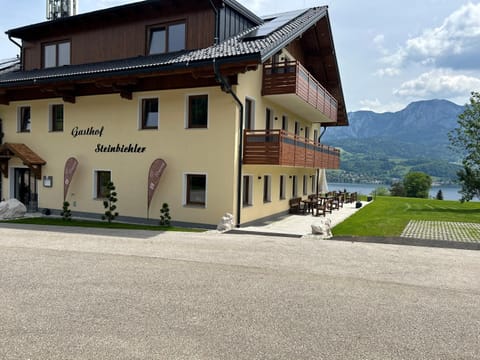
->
xmin=322 ymin=99 xmax=465 ymax=183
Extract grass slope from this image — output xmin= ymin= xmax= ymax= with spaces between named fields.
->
xmin=2 ymin=217 xmax=204 ymax=232
xmin=333 ymin=196 xmax=480 ymax=237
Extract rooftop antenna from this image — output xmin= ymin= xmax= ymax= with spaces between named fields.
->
xmin=47 ymin=0 xmax=78 ymax=20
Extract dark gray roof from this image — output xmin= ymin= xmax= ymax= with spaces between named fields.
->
xmin=0 ymin=7 xmax=327 ymax=86
xmin=0 ymin=58 xmax=20 ymax=75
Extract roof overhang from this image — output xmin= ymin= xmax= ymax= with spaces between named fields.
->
xmin=0 ymin=143 xmax=46 ymax=179
xmin=0 ymin=53 xmax=261 ymax=104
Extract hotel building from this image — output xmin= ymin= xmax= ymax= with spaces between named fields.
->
xmin=0 ymin=0 xmax=348 ymax=227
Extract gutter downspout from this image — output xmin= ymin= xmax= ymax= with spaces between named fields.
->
xmin=208 ymin=0 xmax=220 ymax=45
xmin=8 ymin=36 xmax=23 ymax=70
xmin=213 ymin=58 xmax=244 ymax=228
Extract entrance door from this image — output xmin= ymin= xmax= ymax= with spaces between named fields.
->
xmin=14 ymin=168 xmax=38 ymax=212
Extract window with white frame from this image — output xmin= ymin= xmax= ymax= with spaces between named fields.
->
xmin=303 ymin=175 xmax=308 ymax=196
xmin=185 ymin=174 xmax=206 ymax=206
xmin=242 ymin=175 xmax=253 ymax=206
xmin=140 ymin=98 xmax=159 ymax=129
xmin=279 ymin=175 xmax=286 ymax=200
xmin=263 ymin=175 xmax=271 ymax=203
xmin=49 ymin=104 xmax=64 ymax=132
xmin=245 ymin=98 xmax=255 ymax=130
xmin=282 ymin=115 xmax=288 ymax=131
xmin=187 ymin=94 xmax=208 ymax=128
xmin=17 ymin=106 xmax=31 ymax=133
xmin=94 ymin=170 xmax=111 ymax=199
xmin=292 ymin=175 xmax=298 ymax=198
xmin=311 ymin=174 xmax=316 ymax=193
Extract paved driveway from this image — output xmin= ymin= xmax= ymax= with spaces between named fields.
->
xmin=1 ymin=225 xmax=479 ymax=359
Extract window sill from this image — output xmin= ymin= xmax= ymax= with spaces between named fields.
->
xmin=184 ymin=204 xmax=206 ymax=209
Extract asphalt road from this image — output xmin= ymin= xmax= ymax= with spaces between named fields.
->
xmin=0 ymin=224 xmax=479 ymax=359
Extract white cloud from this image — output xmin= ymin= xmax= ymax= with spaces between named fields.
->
xmin=358 ymin=98 xmax=406 ymax=113
xmin=375 ymin=67 xmax=400 ymax=77
xmin=380 ymin=2 xmax=480 ymax=71
xmin=393 ymin=69 xmax=480 ymax=98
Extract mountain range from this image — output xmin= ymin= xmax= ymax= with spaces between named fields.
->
xmin=321 ymin=99 xmax=465 ymax=183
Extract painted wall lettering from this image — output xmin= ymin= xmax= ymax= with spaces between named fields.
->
xmin=71 ymin=126 xmax=104 ymax=138
xmin=95 ymin=144 xmax=146 ymax=153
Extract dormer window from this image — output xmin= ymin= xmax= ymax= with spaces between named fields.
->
xmin=148 ymin=22 xmax=186 ymax=55
xmin=43 ymin=41 xmax=71 ymax=68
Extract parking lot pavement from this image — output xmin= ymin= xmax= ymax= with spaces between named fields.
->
xmin=0 ymin=225 xmax=479 ymax=359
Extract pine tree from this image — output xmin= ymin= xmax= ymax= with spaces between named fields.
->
xmin=102 ymin=181 xmax=119 ymax=223
xmin=159 ymin=202 xmax=171 ymax=227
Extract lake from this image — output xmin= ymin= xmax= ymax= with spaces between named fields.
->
xmin=328 ymin=182 xmax=468 ymax=201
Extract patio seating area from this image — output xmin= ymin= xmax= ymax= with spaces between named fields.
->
xmin=237 ymin=193 xmax=368 ymax=238
xmin=290 ymin=191 xmax=358 ymax=217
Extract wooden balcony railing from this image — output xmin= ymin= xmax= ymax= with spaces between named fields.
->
xmin=243 ymin=130 xmax=340 ymax=169
xmin=262 ymin=61 xmax=338 ymax=123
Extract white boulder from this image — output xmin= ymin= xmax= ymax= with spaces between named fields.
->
xmin=0 ymin=199 xmax=27 ymax=220
xmin=217 ymin=212 xmax=235 ymax=231
xmin=311 ymin=218 xmax=332 ymax=238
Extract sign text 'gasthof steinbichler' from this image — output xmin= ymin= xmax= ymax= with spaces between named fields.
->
xmin=71 ymin=126 xmax=147 ymax=153
xmin=71 ymin=126 xmax=104 ymax=138
xmin=95 ymin=144 xmax=146 ymax=153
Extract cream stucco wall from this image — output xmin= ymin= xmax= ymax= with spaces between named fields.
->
xmin=0 ymin=61 xmax=329 ymax=227
xmin=235 ymin=67 xmax=322 ymax=224
xmin=1 ymin=87 xmax=239 ymax=226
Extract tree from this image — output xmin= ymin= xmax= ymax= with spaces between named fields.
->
xmin=403 ymin=172 xmax=432 ymax=198
xmin=102 ymin=181 xmax=119 ymax=223
xmin=159 ymin=203 xmax=171 ymax=227
xmin=389 ymin=182 xmax=405 ymax=197
xmin=449 ymin=91 xmax=480 ymax=202
xmin=372 ymin=186 xmax=389 ymax=196
xmin=61 ymin=201 xmax=72 ymax=221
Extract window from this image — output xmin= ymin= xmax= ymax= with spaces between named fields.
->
xmin=305 ymin=126 xmax=310 ymax=140
xmin=18 ymin=106 xmax=31 ymax=133
xmin=186 ymin=174 xmax=206 ymax=206
xmin=149 ymin=22 xmax=186 ymax=55
xmin=245 ymin=98 xmax=255 ymax=130
xmin=292 ymin=175 xmax=298 ymax=198
xmin=311 ymin=174 xmax=316 ymax=193
xmin=95 ymin=170 xmax=111 ymax=199
xmin=279 ymin=175 xmax=286 ymax=200
xmin=303 ymin=175 xmax=308 ymax=196
xmin=313 ymin=129 xmax=319 ymax=143
xmin=282 ymin=115 xmax=288 ymax=131
xmin=43 ymin=41 xmax=70 ymax=68
xmin=242 ymin=175 xmax=253 ymax=206
xmin=50 ymin=104 xmax=64 ymax=132
xmin=263 ymin=175 xmax=271 ymax=203
xmin=141 ymin=98 xmax=159 ymax=129
xmin=265 ymin=108 xmax=273 ymax=130
xmin=294 ymin=121 xmax=299 ymax=136
xmin=187 ymin=95 xmax=208 ymax=128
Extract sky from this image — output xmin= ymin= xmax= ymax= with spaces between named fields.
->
xmin=0 ymin=0 xmax=479 ymax=113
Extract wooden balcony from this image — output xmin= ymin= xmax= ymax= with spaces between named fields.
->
xmin=262 ymin=61 xmax=338 ymax=124
xmin=243 ymin=130 xmax=340 ymax=169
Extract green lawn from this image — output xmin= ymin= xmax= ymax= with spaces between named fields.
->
xmin=333 ymin=196 xmax=480 ymax=237
xmin=1 ymin=217 xmax=204 ymax=232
